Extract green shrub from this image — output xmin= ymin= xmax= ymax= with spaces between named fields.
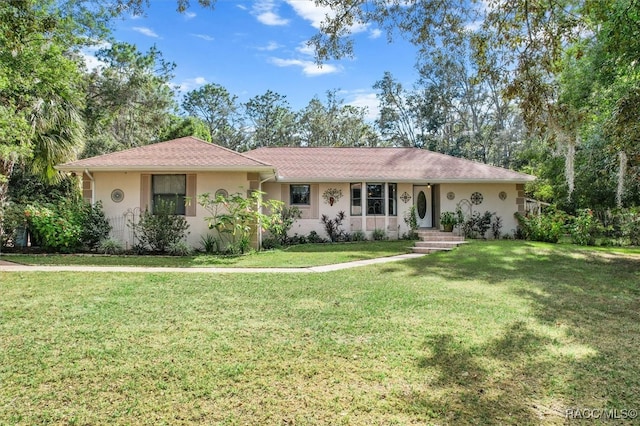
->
xmin=320 ymin=211 xmax=346 ymax=242
xmin=404 ymin=206 xmax=418 ymax=237
xmin=515 ymin=208 xmax=567 ymax=243
xmin=22 ymin=199 xmax=111 ymax=252
xmin=261 ymin=237 xmax=281 ymax=250
xmin=622 ymin=208 xmax=640 ymax=246
xmin=350 ymin=230 xmax=367 ymax=241
xmin=200 ymin=233 xmax=218 ymax=253
xmin=307 ymin=231 xmax=327 ymax=243
xmin=263 ymin=205 xmax=301 ymax=246
xmin=80 ymin=201 xmax=111 ymax=250
xmin=168 ymin=241 xmax=192 ymax=256
xmin=1 ymin=202 xmax=27 ymax=248
xmin=491 ymin=215 xmax=503 ymax=239
xmin=461 ymin=211 xmax=494 ymax=239
xmin=98 ymin=237 xmax=124 ymax=255
xmin=131 ymin=200 xmax=190 ymax=253
xmin=25 ymin=201 xmax=84 ymax=252
xmin=569 ymin=209 xmax=604 ymax=246
xmin=372 ymin=228 xmax=387 ymax=240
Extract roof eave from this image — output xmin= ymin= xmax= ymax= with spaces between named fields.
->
xmin=274 ymin=176 xmax=536 ymax=183
xmin=55 ymin=164 xmax=276 ymax=173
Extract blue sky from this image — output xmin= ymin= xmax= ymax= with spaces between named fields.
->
xmin=89 ymin=0 xmax=421 ymax=120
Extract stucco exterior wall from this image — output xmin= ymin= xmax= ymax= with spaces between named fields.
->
xmin=261 ymin=181 xmax=416 ymax=241
xmin=438 ymin=183 xmax=521 ymax=237
xmin=93 ymin=171 xmax=252 ymax=249
xmin=263 ymin=181 xmax=521 ymax=241
xmin=93 ymin=173 xmax=524 ymax=249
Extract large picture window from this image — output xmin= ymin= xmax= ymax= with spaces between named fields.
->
xmin=290 ymin=184 xmax=310 ymax=205
xmin=153 ymin=174 xmax=186 ymax=215
xmin=351 ymin=183 xmax=362 ymax=215
xmin=367 ymin=183 xmax=384 ymax=215
xmin=388 ymin=183 xmax=397 ymax=216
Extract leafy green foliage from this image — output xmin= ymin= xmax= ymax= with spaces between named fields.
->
xmin=515 ymin=209 xmax=568 ymax=243
xmin=80 ymin=201 xmax=111 ymax=250
xmin=298 ymin=90 xmax=378 ymax=147
xmin=22 ymin=198 xmax=110 ymax=252
xmin=371 ymin=228 xmax=387 ymax=241
xmin=167 ymin=241 xmax=192 ymax=256
xmin=244 ymin=90 xmax=297 ymax=149
xmin=569 ymin=209 xmax=605 ymax=246
xmin=404 ymin=205 xmax=418 ymax=236
xmin=199 ymin=233 xmax=218 ymax=253
xmin=83 ymin=42 xmax=176 ymax=157
xmin=98 ymin=237 xmax=124 ymax=255
xmin=263 ymin=205 xmax=301 ymax=246
xmin=131 ymin=200 xmax=190 ymax=253
xmin=182 ymin=83 xmax=246 ymax=150
xmin=460 ymin=211 xmax=495 ymax=239
xmin=25 ymin=201 xmax=83 ymax=252
xmin=0 ymin=202 xmax=27 ymax=248
xmin=198 ymin=190 xmax=281 ymax=254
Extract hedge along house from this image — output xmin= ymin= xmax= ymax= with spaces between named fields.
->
xmin=57 ymin=136 xmax=535 ymax=249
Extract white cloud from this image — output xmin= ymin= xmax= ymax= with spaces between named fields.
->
xmin=79 ymin=42 xmax=112 ymax=72
xmin=133 ymin=26 xmax=159 ymax=38
xmin=258 ymin=41 xmax=281 ymax=51
xmin=184 ymin=11 xmax=196 ymax=20
xmin=346 ymin=91 xmax=379 ymax=121
xmin=284 ymin=0 xmax=368 ymax=33
xmin=269 ymin=57 xmax=340 ymax=76
xmin=253 ymin=0 xmax=289 ymax=26
xmin=175 ymin=76 xmax=208 ymax=92
xmin=296 ymin=42 xmax=315 ymax=57
xmin=191 ymin=33 xmax=214 ymax=41
xmin=369 ymin=28 xmax=382 ymax=39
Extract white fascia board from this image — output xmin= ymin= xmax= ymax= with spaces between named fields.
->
xmin=274 ymin=176 xmax=535 ymax=184
xmin=55 ymin=165 xmax=276 ymax=174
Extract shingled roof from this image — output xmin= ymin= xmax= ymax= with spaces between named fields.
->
xmin=57 ymin=137 xmax=273 ymax=172
xmin=246 ymin=147 xmax=535 ymax=183
xmin=57 ymin=138 xmax=534 ymax=183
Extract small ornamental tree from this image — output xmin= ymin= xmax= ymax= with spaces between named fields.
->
xmin=198 ymin=190 xmax=283 ymax=254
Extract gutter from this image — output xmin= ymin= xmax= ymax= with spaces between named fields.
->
xmin=84 ymin=169 xmax=95 ymax=205
xmin=257 ymin=173 xmax=276 ymax=251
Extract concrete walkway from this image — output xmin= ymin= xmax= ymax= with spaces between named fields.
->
xmin=0 ymin=253 xmax=425 ymax=274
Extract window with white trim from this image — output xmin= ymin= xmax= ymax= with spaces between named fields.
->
xmin=388 ymin=183 xmax=397 ymax=216
xmin=350 ymin=183 xmax=362 ymax=215
xmin=367 ymin=183 xmax=384 ymax=215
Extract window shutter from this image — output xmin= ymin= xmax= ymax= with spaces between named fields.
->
xmin=140 ymin=174 xmax=151 ymax=212
xmin=311 ymin=184 xmax=319 ymax=219
xmin=185 ymin=174 xmax=197 ymax=216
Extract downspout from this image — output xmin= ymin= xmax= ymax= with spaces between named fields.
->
xmin=84 ymin=169 xmax=95 ymax=205
xmin=257 ymin=173 xmax=276 ymax=251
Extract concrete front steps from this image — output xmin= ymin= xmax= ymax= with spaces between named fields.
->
xmin=411 ymin=229 xmax=467 ymax=254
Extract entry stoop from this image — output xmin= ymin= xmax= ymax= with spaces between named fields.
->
xmin=411 ymin=229 xmax=467 ymax=254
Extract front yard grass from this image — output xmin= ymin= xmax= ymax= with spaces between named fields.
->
xmin=1 ymin=240 xmax=639 ymax=424
xmin=2 ymin=240 xmax=412 ymax=268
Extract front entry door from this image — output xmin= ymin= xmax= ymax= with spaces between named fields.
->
xmin=413 ymin=186 xmax=432 ymax=228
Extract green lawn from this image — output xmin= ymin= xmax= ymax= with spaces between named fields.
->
xmin=2 ymin=240 xmax=412 ymax=268
xmin=1 ymin=240 xmax=639 ymax=424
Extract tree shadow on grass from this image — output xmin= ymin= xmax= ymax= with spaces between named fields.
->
xmin=398 ymin=322 xmax=563 ymax=425
xmin=393 ymin=241 xmax=640 ymax=423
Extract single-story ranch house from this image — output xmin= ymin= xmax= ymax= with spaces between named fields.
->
xmin=57 ymin=136 xmax=535 ymax=249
